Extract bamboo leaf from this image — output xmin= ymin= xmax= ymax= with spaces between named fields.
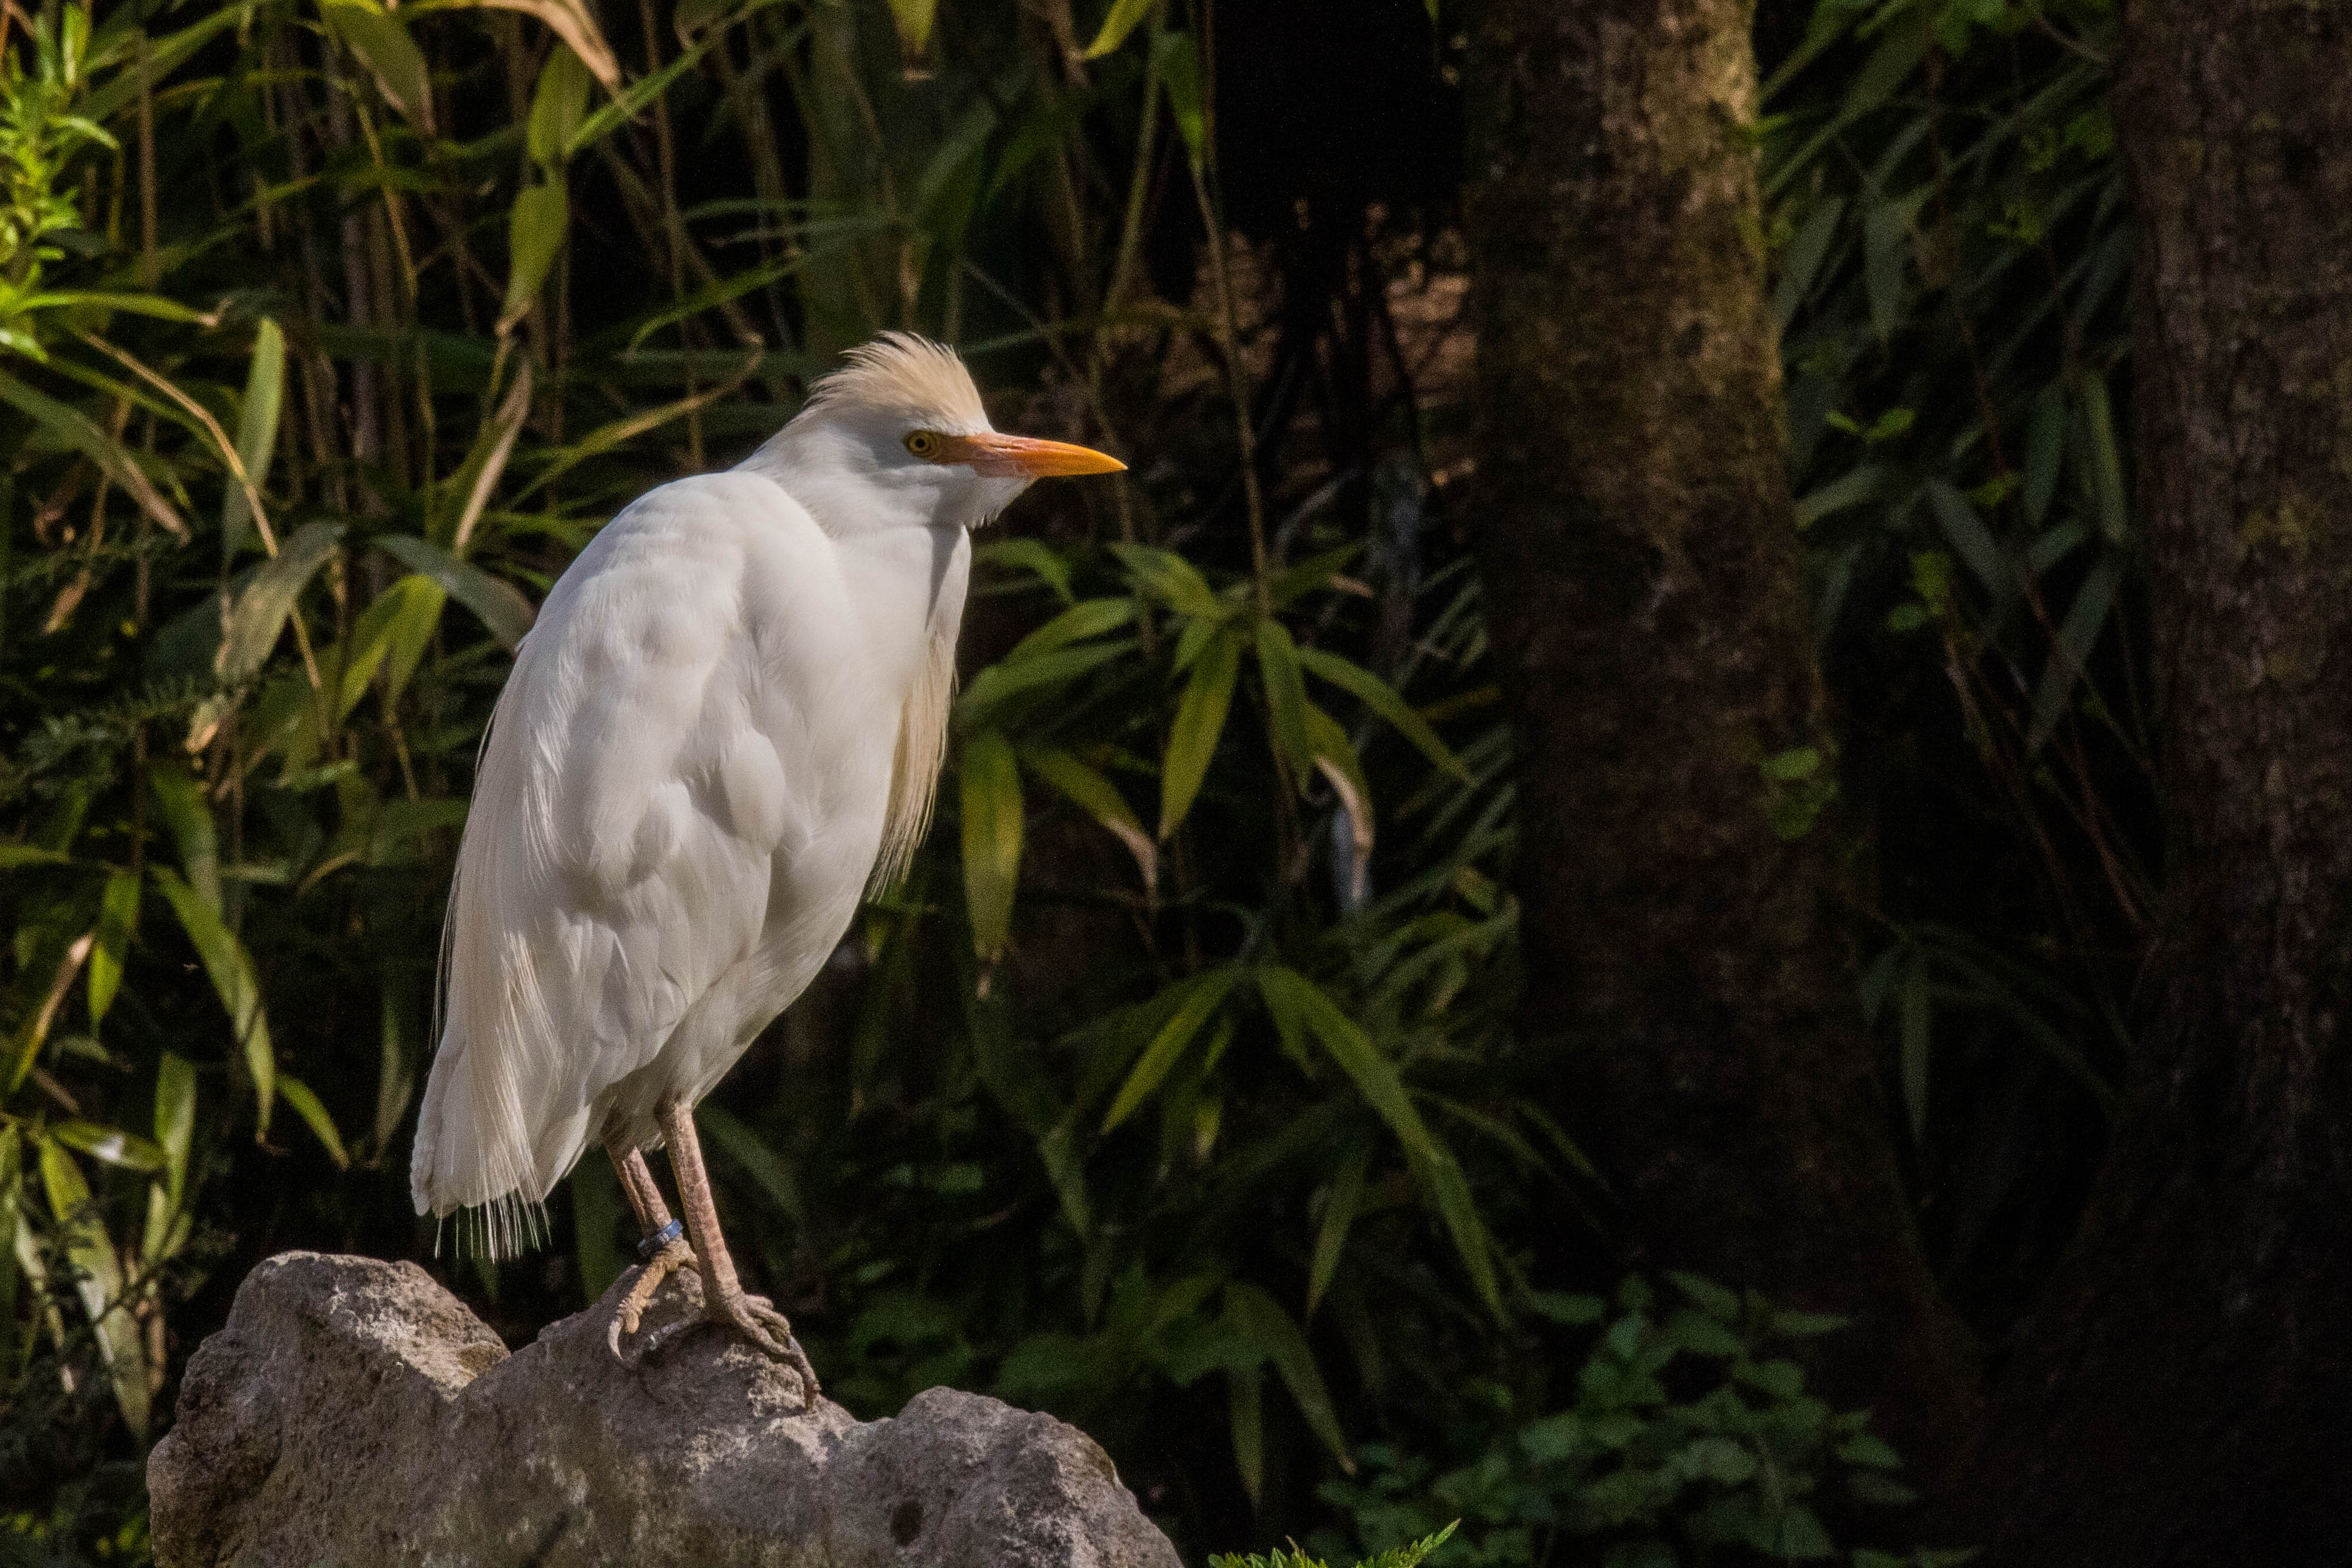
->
xmin=1922 ymin=480 xmax=2007 ymax=594
xmin=884 ymin=0 xmax=939 ymax=58
xmin=320 ymin=1 xmax=435 ymax=132
xmin=2027 ymin=552 xmax=2122 ymax=755
xmin=1160 ymin=628 xmax=1241 ymax=839
xmin=1227 ymin=1362 xmax=1264 ymax=1502
xmin=1024 ymin=746 xmax=1156 ymax=899
xmin=526 ymin=43 xmax=594 ymax=169
xmin=220 ymin=319 xmax=284 ymax=556
xmin=86 ymin=870 xmax=139 ymax=1026
xmin=1307 ymin=1140 xmax=1370 ymax=1320
xmin=468 ymin=0 xmax=622 ymax=90
xmin=2080 ymin=374 xmax=2129 ymax=544
xmin=1256 ymin=967 xmax=1500 ymax=1312
xmin=8 ymin=933 xmax=92 ymax=1093
xmin=957 ymin=642 xmax=1133 ymax=726
xmin=374 ymin=534 xmax=535 ymax=650
xmin=1101 ymin=966 xmax=1242 ymax=1132
xmin=218 ymin=520 xmax=344 ymax=685
xmin=960 ymin=729 xmax=1024 ymax=962
xmin=151 ymin=866 xmax=273 ymax=1134
xmin=147 ymin=761 xmax=219 ymax=910
xmin=1112 ymin=541 xmax=1223 ymax=620
xmin=698 ymin=1102 xmax=807 ymax=1226
xmin=499 ymin=181 xmax=568 ymax=334
xmin=1252 ymin=618 xmax=1316 ymax=780
xmin=1223 ymin=1282 xmax=1353 ymax=1471
xmin=51 ymin=1121 xmax=165 ymax=1172
xmin=155 ymin=1053 xmax=196 ymax=1206
xmin=37 ymin=1134 xmax=147 ymax=1438
xmin=1157 ymin=31 xmax=1206 ymax=170
xmin=1004 ymin=597 xmax=1135 ymax=664
xmin=1297 ymin=645 xmax=1468 ymax=780
xmin=276 ymin=1074 xmax=348 ymax=1168
xmin=0 ymin=368 xmax=184 ymax=537
xmin=1084 ymin=0 xmax=1156 ymax=57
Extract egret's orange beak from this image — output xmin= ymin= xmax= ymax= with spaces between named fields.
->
xmin=937 ymin=432 xmax=1126 ymax=478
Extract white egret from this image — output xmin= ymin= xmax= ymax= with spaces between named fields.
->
xmin=410 ymin=333 xmax=1122 ymax=1395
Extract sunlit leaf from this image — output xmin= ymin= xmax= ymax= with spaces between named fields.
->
xmin=1101 ymin=966 xmax=1242 ymax=1132
xmin=86 ymin=870 xmax=139 ymax=1025
xmin=1252 ymin=618 xmax=1316 ymax=781
xmin=1025 ymin=746 xmax=1156 ymax=899
xmin=1160 ymin=628 xmax=1241 ymax=839
xmin=147 ymin=760 xmax=220 ymax=910
xmin=220 ymin=318 xmax=284 ymax=555
xmin=467 ymin=0 xmax=622 ymax=89
xmin=499 ymin=180 xmax=568 ymax=334
xmin=155 ymin=1052 xmax=196 ymax=1205
xmin=1158 ymin=30 xmax=1206 ymax=170
xmin=960 ymin=729 xmax=1024 ymax=963
xmin=1084 ymin=0 xmax=1156 ymax=58
xmin=276 ymin=1074 xmax=348 ymax=1167
xmin=0 ymin=367 xmax=184 ymax=537
xmin=375 ymin=534 xmax=535 ymax=650
xmin=51 ymin=1121 xmax=166 ymax=1172
xmin=526 ymin=43 xmax=594 ymax=169
xmin=1297 ymin=645 xmax=1467 ymax=779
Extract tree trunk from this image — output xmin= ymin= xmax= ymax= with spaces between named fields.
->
xmin=1460 ymin=0 xmax=1980 ymax=1491
xmin=1973 ymin=6 xmax=2352 ymax=1559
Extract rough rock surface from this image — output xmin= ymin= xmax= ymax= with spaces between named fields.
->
xmin=148 ymin=1252 xmax=1182 ymax=1568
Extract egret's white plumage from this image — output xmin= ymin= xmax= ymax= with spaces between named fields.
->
xmin=410 ymin=333 xmax=1119 ymax=1262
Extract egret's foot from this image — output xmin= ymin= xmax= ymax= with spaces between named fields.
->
xmin=606 ymin=1237 xmax=697 ymax=1366
xmin=632 ymin=1282 xmax=821 ymax=1405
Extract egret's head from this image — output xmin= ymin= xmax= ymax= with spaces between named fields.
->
xmin=752 ymin=332 xmax=1123 ymax=534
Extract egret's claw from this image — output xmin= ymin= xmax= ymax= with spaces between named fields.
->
xmin=606 ymin=1237 xmax=697 ymax=1366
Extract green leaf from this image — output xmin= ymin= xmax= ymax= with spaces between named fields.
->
xmin=1296 ymin=646 xmax=1468 ymax=780
xmin=374 ymin=534 xmax=536 ymax=650
xmin=86 ymin=870 xmax=139 ymax=1025
xmin=960 ymin=729 xmax=1024 ymax=962
xmin=1158 ymin=628 xmax=1241 ymax=839
xmin=1084 ymin=0 xmax=1156 ymax=57
xmin=1252 ymin=618 xmax=1316 ymax=780
xmin=1004 ymin=597 xmax=1135 ymax=665
xmin=0 ymin=367 xmax=183 ymax=537
xmin=321 ymin=1 xmax=433 ymax=127
xmin=151 ymin=866 xmax=273 ymax=1134
xmin=699 ymin=1102 xmax=807 ymax=1226
xmin=974 ymin=538 xmax=1074 ymax=603
xmin=2025 ymin=383 xmax=2067 ymax=526
xmin=1227 ymin=1362 xmax=1264 ymax=1502
xmin=2027 ymin=552 xmax=2120 ymax=755
xmin=147 ymin=760 xmax=220 ymax=911
xmin=500 ymin=180 xmax=568 ymax=333
xmin=1101 ymin=967 xmax=1243 ymax=1132
xmin=1922 ymin=480 xmax=2007 ymax=595
xmin=1669 ymin=1269 xmax=1742 ymax=1322
xmin=155 ymin=1053 xmax=197 ymax=1206
xmin=276 ymin=1074 xmax=348 ymax=1167
xmin=1223 ymin=1282 xmax=1353 ymax=1470
xmin=884 ymin=0 xmax=937 ymax=55
xmin=1306 ymin=1140 xmax=1369 ymax=1318
xmin=2080 ymin=374 xmax=2129 ymax=544
xmin=1303 ymin=703 xmax=1373 ymax=905
xmin=1256 ymin=967 xmax=1500 ymax=1312
xmin=1024 ymin=747 xmax=1156 ymax=898
xmin=219 ymin=520 xmax=345 ymax=685
xmin=51 ymin=1121 xmax=166 ymax=1172
xmin=38 ymin=1133 xmax=148 ymax=1438
xmin=571 ymin=1151 xmax=626 ymax=1300
xmin=221 ymin=318 xmax=285 ymax=555
xmin=1112 ymin=542 xmax=1224 ymax=620
xmin=1157 ymin=31 xmax=1206 ymax=170
xmin=957 ymin=642 xmax=1135 ymax=726
xmin=526 ymin=43 xmax=594 ymax=169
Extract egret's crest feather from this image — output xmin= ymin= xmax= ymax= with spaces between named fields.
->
xmin=799 ymin=330 xmax=988 ymax=430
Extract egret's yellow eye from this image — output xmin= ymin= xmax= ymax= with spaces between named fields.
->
xmin=904 ymin=430 xmax=943 ymax=459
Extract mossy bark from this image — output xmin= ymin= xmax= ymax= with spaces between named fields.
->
xmin=1972 ymin=5 xmax=2352 ymax=1559
xmin=1460 ymin=0 xmax=1978 ymax=1489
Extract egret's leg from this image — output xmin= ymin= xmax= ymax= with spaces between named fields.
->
xmin=604 ymin=1139 xmax=696 ymax=1362
xmin=653 ymin=1096 xmax=821 ymax=1403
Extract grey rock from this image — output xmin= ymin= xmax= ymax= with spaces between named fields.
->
xmin=148 ymin=1252 xmax=1183 ymax=1568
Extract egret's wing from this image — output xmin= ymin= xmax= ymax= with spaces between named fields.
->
xmin=411 ymin=475 xmax=822 ymax=1246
